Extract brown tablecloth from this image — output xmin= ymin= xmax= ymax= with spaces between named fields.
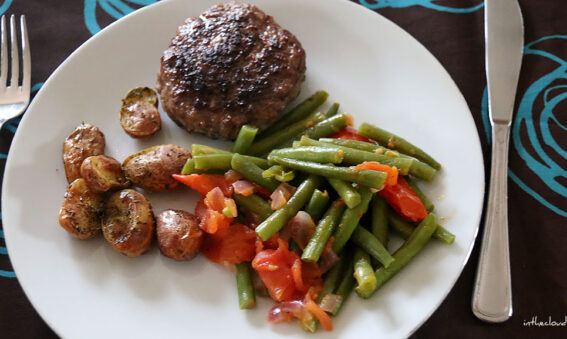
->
xmin=0 ymin=0 xmax=565 ymax=337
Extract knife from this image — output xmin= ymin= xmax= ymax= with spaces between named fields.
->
xmin=472 ymin=0 xmax=524 ymax=323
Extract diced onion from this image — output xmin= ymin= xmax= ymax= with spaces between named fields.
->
xmin=205 ymin=187 xmax=225 ymax=211
xmin=268 ymin=300 xmax=311 ymax=323
xmin=319 ymin=294 xmax=343 ymax=314
xmin=225 ymin=169 xmax=243 ymax=181
xmin=318 ymin=249 xmax=340 ymax=274
xmin=232 ymin=180 xmax=255 ymax=196
xmin=289 ymin=211 xmax=316 ymax=249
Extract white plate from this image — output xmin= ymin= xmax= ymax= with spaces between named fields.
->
xmin=2 ymin=0 xmax=484 ymax=338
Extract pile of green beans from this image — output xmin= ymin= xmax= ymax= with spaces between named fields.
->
xmin=180 ymin=91 xmax=455 ymax=332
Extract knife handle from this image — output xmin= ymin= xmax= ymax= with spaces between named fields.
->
xmin=472 ymin=122 xmax=513 ymax=322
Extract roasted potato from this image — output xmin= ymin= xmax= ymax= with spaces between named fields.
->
xmin=62 ymin=123 xmax=105 ymax=183
xmin=156 ymin=209 xmax=203 ymax=261
xmin=102 ymin=189 xmax=155 ymax=257
xmin=120 ymin=87 xmax=161 ymax=138
xmin=59 ymin=178 xmax=104 ymax=239
xmin=122 ymin=144 xmax=191 ymax=191
xmin=80 ymin=155 xmax=130 ymax=192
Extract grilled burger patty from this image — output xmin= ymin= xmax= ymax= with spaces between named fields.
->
xmin=157 ymin=1 xmax=306 ymax=139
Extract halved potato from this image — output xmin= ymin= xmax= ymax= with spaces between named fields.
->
xmin=120 ymin=87 xmax=161 ymax=138
xmin=59 ymin=178 xmax=104 ymax=239
xmin=62 ymin=123 xmax=105 ymax=183
xmin=103 ymin=189 xmax=155 ymax=257
xmin=80 ymin=155 xmax=130 ymax=192
xmin=156 ymin=209 xmax=203 ymax=261
xmin=122 ymin=144 xmax=191 ymax=191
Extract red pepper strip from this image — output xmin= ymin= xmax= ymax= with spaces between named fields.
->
xmin=379 ymin=177 xmax=427 ymax=222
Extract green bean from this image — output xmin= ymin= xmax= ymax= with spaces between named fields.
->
xmin=235 ymin=262 xmax=256 ymax=309
xmin=303 ymin=113 xmax=348 ymax=140
xmin=298 ymin=136 xmax=414 ymax=176
xmin=270 ymin=157 xmax=386 ymax=190
xmin=371 ymin=213 xmax=438 ymax=294
xmin=231 ymin=154 xmax=279 ymax=191
xmin=268 ymin=146 xmax=344 ymax=164
xmin=304 ymin=189 xmax=330 ymax=222
xmin=325 ymin=102 xmax=340 ymax=117
xmin=302 ymin=199 xmax=346 ymax=262
xmin=318 ymin=137 xmax=437 ymax=181
xmin=358 ymin=122 xmax=441 ymax=170
xmin=406 ymin=177 xmax=434 ymax=212
xmin=327 ymin=178 xmax=361 ymax=208
xmin=388 ymin=211 xmax=417 ymax=239
xmin=371 ymin=195 xmax=389 ymax=246
xmin=318 ymin=256 xmax=346 ymax=303
xmin=255 ymin=175 xmax=323 ymax=241
xmin=261 ymin=165 xmax=295 ymax=182
xmin=192 ymin=154 xmax=233 ymax=170
xmin=232 ymin=125 xmax=258 ymax=154
xmin=181 ymin=158 xmax=196 ymax=175
xmin=260 ymin=91 xmax=328 ymax=137
xmin=332 ymin=252 xmax=355 ymax=316
xmin=351 ymin=226 xmax=394 ymax=268
xmin=332 ymin=187 xmax=373 ymax=253
xmin=434 ymin=225 xmax=456 ymax=244
xmin=353 ymin=247 xmax=377 ymax=299
xmin=299 ymin=318 xmax=318 ymax=333
xmin=319 ymin=138 xmax=392 ymax=154
xmin=388 ymin=211 xmax=455 ymax=245
xmin=191 ymin=144 xmax=230 ymax=155
xmin=248 ymin=112 xmax=327 ymax=156
xmin=190 ymin=146 xmax=269 ymax=169
xmin=180 ymin=158 xmax=225 ymax=175
xmin=233 ymin=194 xmax=273 ymax=220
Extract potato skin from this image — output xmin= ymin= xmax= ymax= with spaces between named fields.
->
xmin=63 ymin=123 xmax=105 ymax=183
xmin=156 ymin=209 xmax=203 ymax=261
xmin=59 ymin=178 xmax=104 ymax=239
xmin=103 ymin=189 xmax=155 ymax=257
xmin=122 ymin=144 xmax=191 ymax=191
xmin=120 ymin=87 xmax=161 ymax=138
xmin=80 ymin=155 xmax=130 ymax=192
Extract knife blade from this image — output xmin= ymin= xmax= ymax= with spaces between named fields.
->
xmin=472 ymin=0 xmax=524 ymax=323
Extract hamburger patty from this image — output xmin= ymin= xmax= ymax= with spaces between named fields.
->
xmin=157 ymin=1 xmax=306 ymax=139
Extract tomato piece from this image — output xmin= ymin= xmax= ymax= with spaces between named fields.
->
xmin=301 ymin=262 xmax=323 ymax=290
xmin=202 ymin=223 xmax=258 ymax=263
xmin=172 ymin=174 xmax=234 ymax=196
xmin=331 ymin=126 xmax=375 ymax=143
xmin=252 ymin=239 xmax=299 ymax=302
xmin=304 ymin=288 xmax=333 ymax=331
xmin=355 ymin=161 xmax=399 ymax=186
xmin=195 ymin=197 xmax=232 ymax=234
xmin=292 ymin=259 xmax=307 ymax=292
xmin=379 ymin=177 xmax=427 ymax=222
xmin=205 ymin=187 xmax=226 ymax=211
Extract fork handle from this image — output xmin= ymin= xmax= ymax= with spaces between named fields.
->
xmin=472 ymin=122 xmax=513 ymax=322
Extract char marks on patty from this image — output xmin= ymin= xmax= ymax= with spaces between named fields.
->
xmin=157 ymin=1 xmax=306 ymax=139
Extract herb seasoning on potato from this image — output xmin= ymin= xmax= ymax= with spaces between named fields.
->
xmin=80 ymin=155 xmax=130 ymax=192
xmin=120 ymin=87 xmax=161 ymax=138
xmin=62 ymin=123 xmax=105 ymax=183
xmin=102 ymin=189 xmax=155 ymax=257
xmin=59 ymin=178 xmax=104 ymax=239
xmin=122 ymin=144 xmax=191 ymax=191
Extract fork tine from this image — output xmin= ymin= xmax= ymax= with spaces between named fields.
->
xmin=0 ymin=16 xmax=6 ymax=87
xmin=9 ymin=14 xmax=18 ymax=87
xmin=20 ymin=15 xmax=30 ymax=95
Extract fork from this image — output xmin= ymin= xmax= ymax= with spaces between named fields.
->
xmin=0 ymin=15 xmax=30 ymax=129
